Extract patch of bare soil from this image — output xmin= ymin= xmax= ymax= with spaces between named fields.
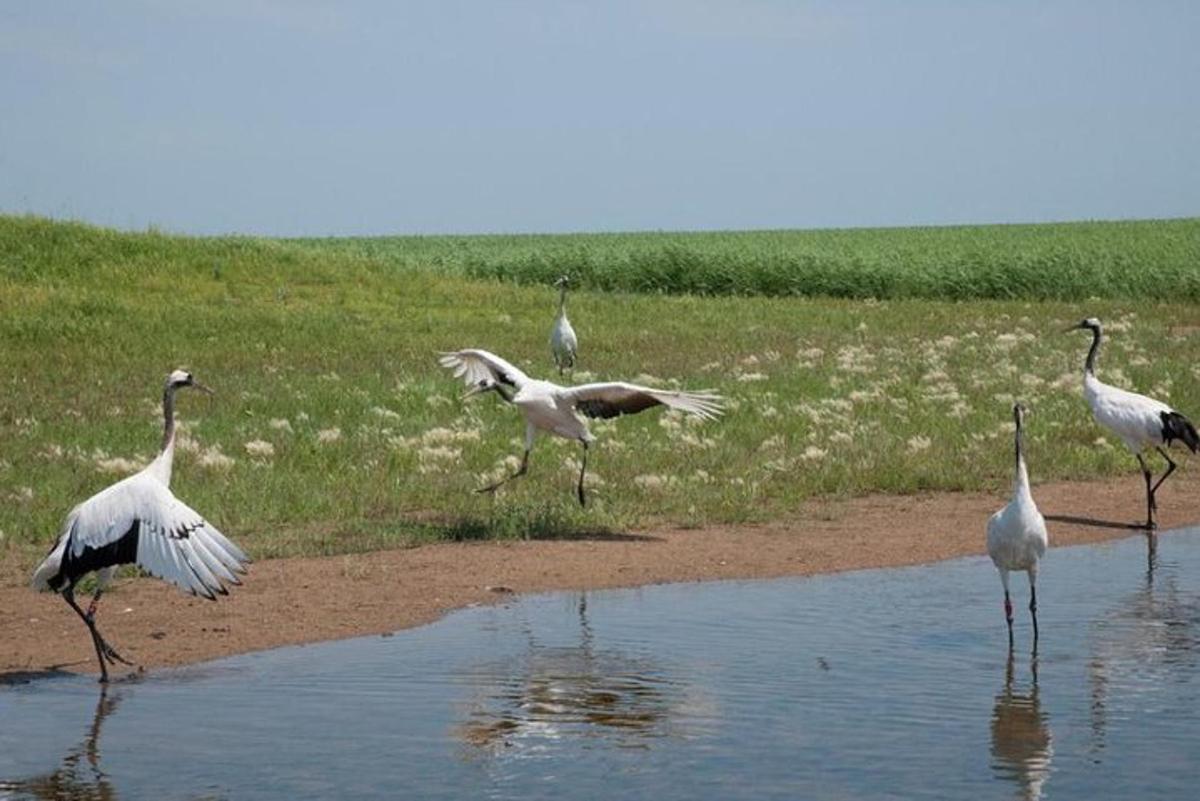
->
xmin=2 ymin=473 xmax=1192 ymax=680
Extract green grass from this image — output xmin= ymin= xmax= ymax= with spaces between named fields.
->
xmin=290 ymin=217 xmax=1200 ymax=301
xmin=2 ymin=215 xmax=1199 ymax=577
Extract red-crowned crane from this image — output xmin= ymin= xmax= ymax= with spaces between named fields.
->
xmin=439 ymin=349 xmax=722 ymax=506
xmin=986 ymin=403 xmax=1048 ymax=646
xmin=549 ymin=275 xmax=578 ymax=376
xmin=31 ymin=370 xmax=249 ymax=681
xmin=1069 ymin=317 xmax=1199 ymax=529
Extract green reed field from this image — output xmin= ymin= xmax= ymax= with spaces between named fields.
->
xmin=293 ymin=217 xmax=1200 ymax=301
xmin=2 ymin=215 xmax=1199 ymax=576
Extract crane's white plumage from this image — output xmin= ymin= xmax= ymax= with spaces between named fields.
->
xmin=549 ymin=276 xmax=578 ymax=376
xmin=31 ymin=369 xmax=248 ymax=681
xmin=987 ymin=403 xmax=1048 ymax=644
xmin=1070 ymin=317 xmax=1198 ymax=529
xmin=33 ymin=473 xmax=248 ymax=600
xmin=439 ymin=348 xmax=723 ymax=505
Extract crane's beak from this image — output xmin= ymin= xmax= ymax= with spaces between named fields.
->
xmin=461 ymin=383 xmax=487 ymax=401
xmin=192 ymin=381 xmax=215 ymax=396
xmin=1062 ymin=322 xmax=1083 ymax=333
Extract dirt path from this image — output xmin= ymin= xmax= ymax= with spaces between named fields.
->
xmin=2 ymin=473 xmax=1194 ymax=680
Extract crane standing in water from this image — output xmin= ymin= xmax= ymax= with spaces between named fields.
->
xmin=32 ymin=370 xmax=250 ymax=682
xmin=987 ymin=403 xmax=1048 ymax=646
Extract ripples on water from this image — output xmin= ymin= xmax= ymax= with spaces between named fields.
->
xmin=3 ymin=530 xmax=1200 ymax=800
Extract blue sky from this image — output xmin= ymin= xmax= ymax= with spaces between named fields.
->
xmin=2 ymin=1 xmax=1197 ymax=236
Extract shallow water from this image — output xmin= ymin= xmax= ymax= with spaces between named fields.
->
xmin=3 ymin=530 xmax=1200 ymax=800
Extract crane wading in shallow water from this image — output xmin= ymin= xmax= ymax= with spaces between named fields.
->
xmin=31 ymin=370 xmax=250 ymax=682
xmin=549 ymin=275 xmax=578 ymax=376
xmin=1070 ymin=317 xmax=1199 ymax=530
xmin=439 ymin=349 xmax=723 ymax=506
xmin=986 ymin=403 xmax=1048 ymax=646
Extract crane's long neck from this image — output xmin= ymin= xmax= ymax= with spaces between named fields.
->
xmin=1084 ymin=326 xmax=1101 ymax=376
xmin=149 ymin=386 xmax=178 ymax=485
xmin=1013 ymin=410 xmax=1031 ymax=499
xmin=557 ymin=286 xmax=568 ymax=316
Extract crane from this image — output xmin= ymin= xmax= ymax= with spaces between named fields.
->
xmin=1069 ymin=317 xmax=1198 ymax=529
xmin=549 ymin=275 xmax=578 ymax=376
xmin=986 ymin=403 xmax=1048 ymax=646
xmin=439 ymin=349 xmax=722 ymax=506
xmin=31 ymin=370 xmax=250 ymax=682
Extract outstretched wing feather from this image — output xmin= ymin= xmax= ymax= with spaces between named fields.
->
xmin=438 ymin=349 xmax=530 ymax=389
xmin=60 ymin=474 xmax=249 ymax=599
xmin=566 ymin=382 xmax=724 ymax=421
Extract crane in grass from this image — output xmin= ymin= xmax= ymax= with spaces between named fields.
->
xmin=987 ymin=403 xmax=1048 ymax=646
xmin=549 ymin=275 xmax=578 ymax=376
xmin=31 ymin=370 xmax=250 ymax=682
xmin=1069 ymin=317 xmax=1199 ymax=530
xmin=439 ymin=349 xmax=723 ymax=506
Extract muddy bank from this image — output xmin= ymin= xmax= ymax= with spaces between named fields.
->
xmin=1 ymin=472 xmax=1191 ymax=679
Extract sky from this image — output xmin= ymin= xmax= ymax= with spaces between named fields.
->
xmin=1 ymin=1 xmax=1198 ymax=236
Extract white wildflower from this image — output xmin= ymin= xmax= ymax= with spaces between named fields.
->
xmin=317 ymin=428 xmax=342 ymax=444
xmin=95 ymin=456 xmax=142 ymax=474
xmin=244 ymin=439 xmax=275 ymax=457
xmin=198 ymin=445 xmax=236 ymax=470
xmin=907 ymin=436 xmax=932 ymax=453
xmin=634 ymin=474 xmax=670 ymax=490
xmin=801 ymin=446 xmax=827 ymax=461
xmin=269 ymin=418 xmax=293 ymax=432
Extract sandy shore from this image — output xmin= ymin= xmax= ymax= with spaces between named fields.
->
xmin=2 ymin=472 xmax=1194 ymax=680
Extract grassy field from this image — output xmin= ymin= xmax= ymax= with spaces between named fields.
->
xmin=3 ymin=215 xmax=1199 ymax=576
xmin=292 ymin=217 xmax=1200 ymax=300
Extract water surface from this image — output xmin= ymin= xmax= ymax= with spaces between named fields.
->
xmin=3 ymin=530 xmax=1199 ymax=800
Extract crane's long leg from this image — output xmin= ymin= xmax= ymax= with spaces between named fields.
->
xmin=576 ymin=441 xmax=589 ymax=507
xmin=63 ymin=588 xmax=132 ymax=680
xmin=1136 ymin=453 xmax=1156 ymax=529
xmin=1004 ymin=589 xmax=1014 ymax=647
xmin=998 ymin=568 xmax=1014 ymax=646
xmin=85 ymin=584 xmax=133 ymax=667
xmin=1028 ymin=573 xmax=1039 ymax=646
xmin=477 ymin=449 xmax=530 ymax=494
xmin=1150 ymin=446 xmax=1178 ymax=501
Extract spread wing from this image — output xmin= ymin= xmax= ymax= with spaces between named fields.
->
xmin=438 ymin=349 xmax=531 ymax=390
xmin=52 ymin=474 xmax=250 ymax=599
xmin=564 ymin=382 xmax=724 ymax=421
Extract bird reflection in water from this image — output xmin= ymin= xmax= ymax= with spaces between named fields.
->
xmin=0 ymin=689 xmax=121 ymax=801
xmin=458 ymin=592 xmax=700 ymax=753
xmin=990 ymin=649 xmax=1053 ymax=801
xmin=1088 ymin=552 xmax=1199 ymax=755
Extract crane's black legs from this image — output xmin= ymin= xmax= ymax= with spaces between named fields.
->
xmin=577 ymin=441 xmax=589 ymax=507
xmin=1150 ymin=446 xmax=1178 ymax=500
xmin=1004 ymin=590 xmax=1014 ymax=647
xmin=63 ymin=589 xmax=131 ymax=683
xmin=1136 ymin=453 xmax=1156 ymax=530
xmin=1029 ymin=582 xmax=1039 ymax=646
xmin=1137 ymin=448 xmax=1179 ymax=531
xmin=478 ymin=449 xmax=530 ymax=495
